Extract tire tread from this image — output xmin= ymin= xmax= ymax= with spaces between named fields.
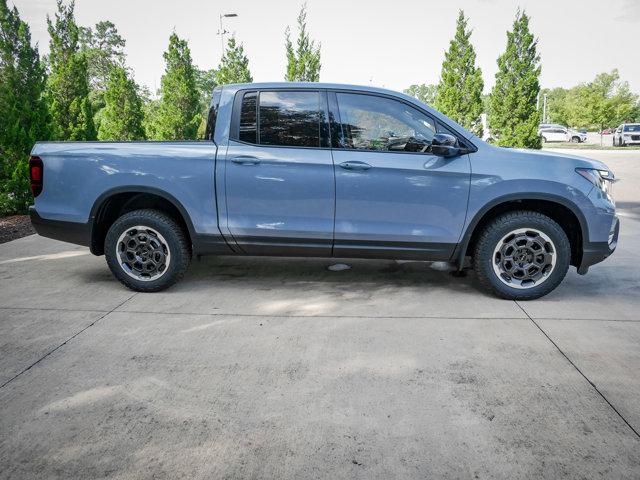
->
xmin=473 ymin=210 xmax=570 ymax=300
xmin=105 ymin=209 xmax=191 ymax=292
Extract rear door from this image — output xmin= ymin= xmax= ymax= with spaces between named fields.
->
xmin=329 ymin=91 xmax=470 ymax=259
xmin=222 ymin=89 xmax=335 ymax=255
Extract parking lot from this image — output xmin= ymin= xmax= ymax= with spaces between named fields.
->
xmin=1 ymin=149 xmax=639 ymax=479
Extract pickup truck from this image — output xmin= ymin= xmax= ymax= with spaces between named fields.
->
xmin=29 ymin=82 xmax=619 ymax=300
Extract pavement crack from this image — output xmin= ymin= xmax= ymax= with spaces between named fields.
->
xmin=0 ymin=293 xmax=138 ymax=390
xmin=515 ymin=300 xmax=640 ymax=440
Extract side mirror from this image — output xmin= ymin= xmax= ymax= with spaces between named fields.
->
xmin=430 ymin=133 xmax=462 ymax=157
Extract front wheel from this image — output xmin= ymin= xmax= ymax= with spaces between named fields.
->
xmin=473 ymin=211 xmax=570 ymax=300
xmin=105 ymin=209 xmax=191 ymax=292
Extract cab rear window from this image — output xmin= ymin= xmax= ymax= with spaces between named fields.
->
xmin=204 ymin=87 xmax=222 ymax=142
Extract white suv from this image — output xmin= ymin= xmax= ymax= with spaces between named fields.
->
xmin=539 ymin=124 xmax=586 ymax=143
xmin=613 ymin=123 xmax=640 ymax=147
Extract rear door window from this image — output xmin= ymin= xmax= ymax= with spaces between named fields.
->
xmin=258 ymin=91 xmax=321 ymax=147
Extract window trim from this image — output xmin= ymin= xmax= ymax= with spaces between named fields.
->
xmin=230 ymin=88 xmax=331 ymax=150
xmin=229 ymin=87 xmax=476 ymax=153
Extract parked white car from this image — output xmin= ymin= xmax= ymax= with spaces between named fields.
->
xmin=538 ymin=124 xmax=586 ymax=143
xmin=613 ymin=123 xmax=640 ymax=147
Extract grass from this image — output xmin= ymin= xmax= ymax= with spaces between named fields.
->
xmin=543 ymin=142 xmax=640 ymax=150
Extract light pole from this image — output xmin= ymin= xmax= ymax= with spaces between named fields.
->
xmin=218 ymin=13 xmax=238 ymax=56
xmin=542 ymin=93 xmax=548 ymax=124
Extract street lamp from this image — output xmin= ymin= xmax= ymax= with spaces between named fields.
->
xmin=218 ymin=13 xmax=238 ymax=55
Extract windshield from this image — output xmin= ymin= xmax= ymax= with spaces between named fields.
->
xmin=623 ymin=125 xmax=640 ymax=132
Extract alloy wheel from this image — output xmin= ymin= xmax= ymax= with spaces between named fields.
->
xmin=116 ymin=225 xmax=171 ymax=281
xmin=492 ymin=228 xmax=556 ymax=289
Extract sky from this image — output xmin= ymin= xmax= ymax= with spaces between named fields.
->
xmin=11 ymin=0 xmax=640 ymax=95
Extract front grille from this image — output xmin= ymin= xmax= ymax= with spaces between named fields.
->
xmin=631 ymin=135 xmax=640 ymax=141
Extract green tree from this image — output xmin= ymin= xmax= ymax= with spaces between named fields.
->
xmin=404 ymin=84 xmax=437 ymax=105
xmin=488 ymin=10 xmax=541 ymax=148
xmin=0 ymin=0 xmax=49 ymax=214
xmin=98 ymin=67 xmax=145 ymax=141
xmin=216 ymin=36 xmax=252 ymax=85
xmin=540 ymin=87 xmax=570 ymax=125
xmin=435 ymin=10 xmax=484 ymax=136
xmin=139 ymin=85 xmax=160 ymax=140
xmin=285 ymin=3 xmax=321 ymax=81
xmin=153 ymin=32 xmax=200 ymax=140
xmin=562 ymin=70 xmax=639 ymax=144
xmin=195 ymin=67 xmax=218 ymax=137
xmin=79 ymin=20 xmax=126 ymax=132
xmin=45 ymin=0 xmax=95 ymax=141
xmin=196 ymin=67 xmax=217 ymax=105
xmin=79 ymin=20 xmax=126 ymax=91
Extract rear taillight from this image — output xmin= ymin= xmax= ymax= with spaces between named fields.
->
xmin=29 ymin=156 xmax=43 ymax=197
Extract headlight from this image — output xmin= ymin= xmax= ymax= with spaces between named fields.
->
xmin=576 ymin=168 xmax=616 ymax=203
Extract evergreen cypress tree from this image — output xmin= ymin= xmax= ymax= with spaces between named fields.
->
xmin=45 ymin=0 xmax=95 ymax=141
xmin=285 ymin=3 xmax=321 ymax=81
xmin=216 ymin=37 xmax=252 ymax=85
xmin=79 ymin=20 xmax=127 ymax=133
xmin=488 ymin=10 xmax=541 ymax=148
xmin=98 ymin=67 xmax=145 ymax=141
xmin=0 ymin=0 xmax=48 ymax=214
xmin=153 ymin=32 xmax=200 ymax=140
xmin=435 ymin=10 xmax=484 ymax=137
xmin=79 ymin=21 xmax=126 ymax=91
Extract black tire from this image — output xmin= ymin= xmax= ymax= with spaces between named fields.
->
xmin=571 ymin=136 xmax=580 ymax=143
xmin=105 ymin=209 xmax=191 ymax=292
xmin=542 ymin=136 xmax=547 ymax=143
xmin=473 ymin=211 xmax=570 ymax=300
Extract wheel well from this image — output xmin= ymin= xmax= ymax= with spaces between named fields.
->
xmin=465 ymin=200 xmax=583 ymax=267
xmin=91 ymin=192 xmax=191 ymax=255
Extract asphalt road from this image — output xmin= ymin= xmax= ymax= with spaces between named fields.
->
xmin=1 ymin=149 xmax=639 ymax=479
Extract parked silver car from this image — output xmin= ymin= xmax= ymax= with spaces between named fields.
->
xmin=613 ymin=123 xmax=640 ymax=147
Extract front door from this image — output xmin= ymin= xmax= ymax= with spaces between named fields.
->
xmin=223 ymin=89 xmax=334 ymax=255
xmin=330 ymin=91 xmax=470 ymax=259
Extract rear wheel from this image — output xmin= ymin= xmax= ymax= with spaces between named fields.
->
xmin=105 ymin=209 xmax=191 ymax=292
xmin=542 ymin=136 xmax=548 ymax=143
xmin=473 ymin=211 xmax=570 ymax=300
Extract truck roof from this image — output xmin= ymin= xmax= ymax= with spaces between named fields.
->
xmin=219 ymin=82 xmax=409 ymax=97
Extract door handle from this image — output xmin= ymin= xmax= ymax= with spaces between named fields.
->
xmin=231 ymin=156 xmax=261 ymax=165
xmin=338 ymin=161 xmax=371 ymax=171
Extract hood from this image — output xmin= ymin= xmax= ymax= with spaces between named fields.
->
xmin=489 ymin=145 xmax=612 ymax=173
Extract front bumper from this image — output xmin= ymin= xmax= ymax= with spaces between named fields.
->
xmin=577 ymin=216 xmax=619 ymax=274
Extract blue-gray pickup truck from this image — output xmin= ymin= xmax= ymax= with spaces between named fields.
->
xmin=29 ymin=82 xmax=619 ymax=299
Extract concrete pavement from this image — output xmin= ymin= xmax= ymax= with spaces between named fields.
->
xmin=1 ymin=149 xmax=639 ymax=479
